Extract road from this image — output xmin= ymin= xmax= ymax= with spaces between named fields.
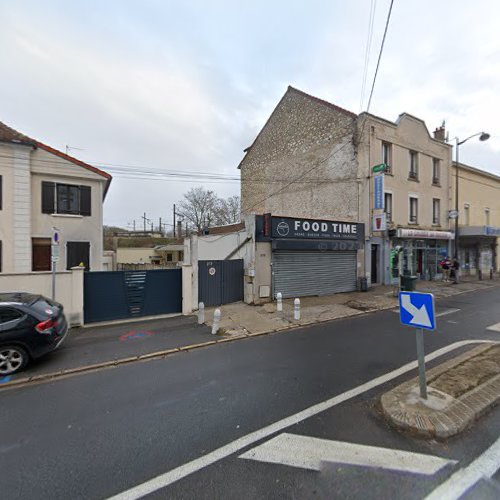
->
xmin=1 ymin=286 xmax=499 ymax=499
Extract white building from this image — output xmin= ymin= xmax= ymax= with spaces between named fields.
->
xmin=0 ymin=120 xmax=111 ymax=273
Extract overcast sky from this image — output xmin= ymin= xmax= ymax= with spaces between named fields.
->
xmin=1 ymin=0 xmax=499 ymax=229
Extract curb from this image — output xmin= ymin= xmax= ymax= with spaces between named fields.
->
xmin=380 ymin=343 xmax=500 ymax=439
xmin=2 ymin=283 xmax=497 ymax=391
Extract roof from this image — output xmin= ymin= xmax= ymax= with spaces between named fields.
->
xmin=453 ymin=161 xmax=500 ymax=183
xmin=238 ymin=86 xmax=357 ymax=168
xmin=0 ymin=120 xmax=112 ymax=197
xmin=200 ymin=222 xmax=245 ymax=235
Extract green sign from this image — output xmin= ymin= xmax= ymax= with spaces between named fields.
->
xmin=372 ymin=163 xmax=386 ymax=173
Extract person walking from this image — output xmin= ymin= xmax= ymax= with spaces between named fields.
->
xmin=440 ymin=256 xmax=451 ymax=282
xmin=451 ymin=257 xmax=460 ymax=284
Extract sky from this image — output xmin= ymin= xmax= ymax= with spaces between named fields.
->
xmin=1 ymin=0 xmax=499 ymax=229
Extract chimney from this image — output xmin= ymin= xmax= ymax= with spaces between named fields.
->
xmin=177 ymin=220 xmax=183 ymax=237
xmin=433 ymin=121 xmax=446 ymax=142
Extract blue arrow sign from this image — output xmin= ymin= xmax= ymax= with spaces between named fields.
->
xmin=399 ymin=292 xmax=436 ymax=330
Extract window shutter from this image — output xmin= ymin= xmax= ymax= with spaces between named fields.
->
xmin=79 ymin=185 xmax=91 ymax=216
xmin=42 ymin=182 xmax=55 ymax=214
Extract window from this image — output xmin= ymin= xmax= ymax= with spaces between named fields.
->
xmin=409 ymin=151 xmax=418 ymax=180
xmin=384 ymin=193 xmax=393 ymax=222
xmin=42 ymin=182 xmax=91 ymax=216
xmin=0 ymin=307 xmax=23 ymax=324
xmin=432 ymin=198 xmax=441 ymax=225
xmin=409 ymin=197 xmax=418 ymax=223
xmin=485 ymin=208 xmax=490 ymax=226
xmin=464 ymin=204 xmax=470 ymax=225
xmin=166 ymin=253 xmax=173 ymax=262
xmin=382 ymin=142 xmax=392 ymax=173
xmin=432 ymin=158 xmax=440 ymax=185
xmin=32 ymin=238 xmax=51 ymax=271
xmin=67 ymin=241 xmax=90 ymax=270
xmin=0 ymin=175 xmax=2 ymax=210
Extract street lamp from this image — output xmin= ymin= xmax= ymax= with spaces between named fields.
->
xmin=454 ymin=132 xmax=490 ymax=258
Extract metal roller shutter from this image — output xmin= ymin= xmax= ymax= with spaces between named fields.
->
xmin=272 ymin=250 xmax=357 ymax=298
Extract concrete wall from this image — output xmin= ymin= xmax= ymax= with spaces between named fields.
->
xmin=116 ymin=247 xmax=157 ymax=264
xmin=197 ymin=231 xmax=250 ymax=260
xmin=240 ymin=87 xmax=359 ymax=221
xmin=0 ymin=267 xmax=84 ymax=325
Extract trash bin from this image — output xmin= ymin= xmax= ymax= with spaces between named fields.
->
xmin=358 ymin=277 xmax=368 ymax=292
xmin=400 ymin=275 xmax=417 ymax=291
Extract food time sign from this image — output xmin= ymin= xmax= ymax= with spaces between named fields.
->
xmin=271 ymin=216 xmax=364 ymax=241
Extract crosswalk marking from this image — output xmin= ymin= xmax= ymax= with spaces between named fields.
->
xmin=240 ymin=433 xmax=456 ymax=475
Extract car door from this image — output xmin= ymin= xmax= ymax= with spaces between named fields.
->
xmin=0 ymin=307 xmax=29 ymax=345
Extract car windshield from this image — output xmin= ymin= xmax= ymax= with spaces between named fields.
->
xmin=29 ymin=297 xmax=59 ymax=317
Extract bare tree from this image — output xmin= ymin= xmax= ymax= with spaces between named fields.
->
xmin=177 ymin=187 xmax=219 ymax=231
xmin=177 ymin=189 xmax=240 ymax=231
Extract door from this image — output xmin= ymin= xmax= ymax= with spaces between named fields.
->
xmin=32 ymin=239 xmax=51 ymax=271
xmin=371 ymin=244 xmax=379 ymax=284
xmin=198 ymin=260 xmax=244 ymax=307
xmin=272 ymin=251 xmax=357 ymax=298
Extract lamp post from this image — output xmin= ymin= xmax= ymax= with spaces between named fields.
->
xmin=454 ymin=132 xmax=490 ymax=259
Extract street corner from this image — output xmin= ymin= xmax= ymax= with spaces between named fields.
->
xmin=380 ymin=343 xmax=500 ymax=439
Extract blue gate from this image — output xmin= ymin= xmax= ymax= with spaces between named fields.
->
xmin=84 ymin=269 xmax=182 ymax=323
xmin=198 ymin=259 xmax=244 ymax=307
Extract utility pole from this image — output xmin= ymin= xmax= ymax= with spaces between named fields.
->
xmin=133 ymin=220 xmax=136 ymax=231
xmin=142 ymin=212 xmax=147 ymax=232
xmin=159 ymin=217 xmax=162 ymax=236
xmin=173 ymin=204 xmax=176 ymax=237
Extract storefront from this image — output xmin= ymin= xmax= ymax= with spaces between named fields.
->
xmin=255 ymin=215 xmax=364 ymax=298
xmin=458 ymin=226 xmax=500 ymax=276
xmin=390 ymin=228 xmax=454 ymax=280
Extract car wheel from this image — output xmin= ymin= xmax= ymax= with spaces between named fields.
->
xmin=0 ymin=345 xmax=29 ymax=375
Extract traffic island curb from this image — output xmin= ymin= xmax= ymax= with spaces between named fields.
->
xmin=381 ymin=343 xmax=500 ymax=439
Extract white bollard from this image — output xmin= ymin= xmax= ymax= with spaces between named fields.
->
xmin=212 ymin=308 xmax=221 ymax=335
xmin=198 ymin=302 xmax=205 ymax=325
xmin=294 ymin=298 xmax=300 ymax=321
xmin=276 ymin=292 xmax=283 ymax=312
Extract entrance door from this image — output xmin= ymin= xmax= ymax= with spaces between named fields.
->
xmin=417 ymin=249 xmax=424 ymax=276
xmin=371 ymin=244 xmax=379 ymax=284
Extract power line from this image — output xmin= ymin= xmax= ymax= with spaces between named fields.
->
xmin=359 ymin=0 xmax=377 ymax=112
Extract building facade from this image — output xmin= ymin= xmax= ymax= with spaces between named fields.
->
xmin=0 ymin=121 xmax=111 ymax=273
xmin=357 ymin=114 xmax=453 ymax=284
xmin=452 ymin=162 xmax=500 ymax=275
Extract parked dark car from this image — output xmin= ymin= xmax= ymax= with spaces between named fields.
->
xmin=0 ymin=293 xmax=68 ymax=375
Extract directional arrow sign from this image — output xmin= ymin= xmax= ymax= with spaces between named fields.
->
xmin=399 ymin=292 xmax=436 ymax=330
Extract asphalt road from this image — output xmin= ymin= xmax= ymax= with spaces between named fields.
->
xmin=1 ymin=286 xmax=499 ymax=500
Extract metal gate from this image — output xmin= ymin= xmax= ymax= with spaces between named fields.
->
xmin=84 ymin=269 xmax=182 ymax=323
xmin=198 ymin=259 xmax=243 ymax=307
xmin=272 ymin=250 xmax=357 ymax=298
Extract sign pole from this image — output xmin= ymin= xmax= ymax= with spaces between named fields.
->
xmin=51 ymin=259 xmax=56 ymax=301
xmin=415 ymin=328 xmax=427 ymax=399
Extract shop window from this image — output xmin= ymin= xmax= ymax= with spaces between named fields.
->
xmin=464 ymin=204 xmax=470 ymax=225
xmin=32 ymin=238 xmax=51 ymax=271
xmin=485 ymin=208 xmax=490 ymax=226
xmin=409 ymin=197 xmax=418 ymax=223
xmin=432 ymin=158 xmax=440 ymax=185
xmin=384 ymin=193 xmax=393 ymax=222
xmin=432 ymin=198 xmax=440 ymax=225
xmin=382 ymin=142 xmax=392 ymax=174
xmin=409 ymin=151 xmax=418 ymax=180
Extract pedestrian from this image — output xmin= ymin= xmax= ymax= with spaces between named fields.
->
xmin=439 ymin=256 xmax=451 ymax=282
xmin=451 ymin=257 xmax=460 ymax=284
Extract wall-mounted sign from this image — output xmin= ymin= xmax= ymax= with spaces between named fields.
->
xmin=396 ymin=229 xmax=454 ymax=240
xmin=208 ymin=267 xmax=216 ymax=276
xmin=372 ymin=213 xmax=387 ymax=231
xmin=372 ymin=163 xmax=386 ymax=173
xmin=448 ymin=210 xmax=459 ymax=219
xmin=374 ymin=174 xmax=384 ymax=210
xmin=271 ymin=216 xmax=364 ymax=241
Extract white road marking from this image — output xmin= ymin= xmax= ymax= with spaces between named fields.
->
xmin=240 ymin=433 xmax=456 ymax=475
xmin=391 ymin=308 xmax=460 ymax=318
xmin=486 ymin=322 xmax=500 ymax=332
xmin=425 ymin=436 xmax=500 ymax=500
xmin=107 ymin=340 xmax=497 ymax=500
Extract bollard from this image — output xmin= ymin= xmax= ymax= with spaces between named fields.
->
xmin=211 ymin=308 xmax=221 ymax=335
xmin=198 ymin=302 xmax=205 ymax=325
xmin=294 ymin=298 xmax=300 ymax=321
xmin=276 ymin=292 xmax=283 ymax=313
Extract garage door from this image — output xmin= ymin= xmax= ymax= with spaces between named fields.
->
xmin=272 ymin=250 xmax=357 ymax=298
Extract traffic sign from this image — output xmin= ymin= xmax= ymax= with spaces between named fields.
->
xmin=399 ymin=292 xmax=436 ymax=330
xmin=372 ymin=163 xmax=386 ymax=173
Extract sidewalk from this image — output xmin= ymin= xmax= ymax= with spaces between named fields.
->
xmin=203 ymin=276 xmax=500 ymax=335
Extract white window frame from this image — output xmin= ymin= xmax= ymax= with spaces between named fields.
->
xmin=384 ymin=191 xmax=393 ymax=223
xmin=432 ymin=198 xmax=441 ymax=225
xmin=382 ymin=141 xmax=392 ymax=174
xmin=409 ymin=151 xmax=419 ymax=180
xmin=409 ymin=195 xmax=419 ymax=224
